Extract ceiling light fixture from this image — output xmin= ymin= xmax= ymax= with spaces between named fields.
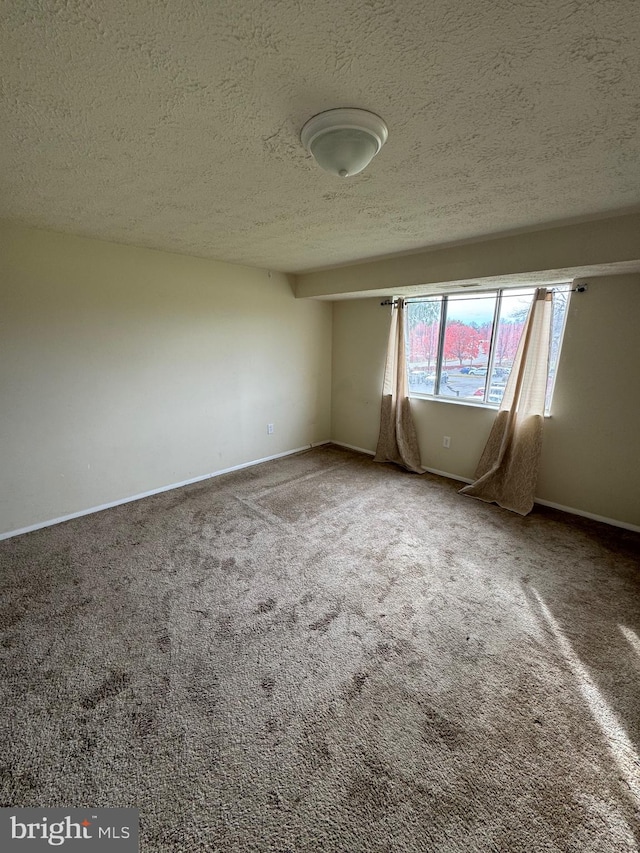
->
xmin=301 ymin=108 xmax=388 ymax=178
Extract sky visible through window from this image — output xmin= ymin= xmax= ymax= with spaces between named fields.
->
xmin=445 ymin=289 xmax=535 ymax=324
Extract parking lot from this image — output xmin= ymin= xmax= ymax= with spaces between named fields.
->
xmin=408 ymin=366 xmax=509 ymax=402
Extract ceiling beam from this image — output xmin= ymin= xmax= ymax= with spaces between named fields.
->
xmin=294 ymin=213 xmax=640 ymax=299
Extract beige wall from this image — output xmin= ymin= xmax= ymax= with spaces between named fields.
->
xmin=331 ymin=298 xmax=390 ymax=452
xmin=331 ymin=275 xmax=640 ymax=528
xmin=3 ymin=220 xmax=638 ymax=536
xmin=0 ymin=222 xmax=332 ymax=535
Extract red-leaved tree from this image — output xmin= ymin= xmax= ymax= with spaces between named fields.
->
xmin=444 ymin=321 xmax=480 ymax=367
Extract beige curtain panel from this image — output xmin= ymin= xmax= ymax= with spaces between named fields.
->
xmin=460 ymin=288 xmax=553 ymax=515
xmin=374 ymin=299 xmax=424 ymax=474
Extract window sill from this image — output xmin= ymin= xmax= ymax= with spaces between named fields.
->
xmin=409 ymin=393 xmax=552 ymax=418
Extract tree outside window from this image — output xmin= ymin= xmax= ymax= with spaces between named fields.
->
xmin=405 ymin=285 xmax=571 ymax=410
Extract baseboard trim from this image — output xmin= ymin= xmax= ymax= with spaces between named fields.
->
xmin=4 ymin=442 xmax=637 ymax=539
xmin=422 ymin=466 xmax=473 ymax=484
xmin=0 ymin=442 xmax=331 ymax=541
xmin=424 ymin=466 xmax=639 ymax=532
xmin=330 ymin=441 xmax=375 ymax=456
xmin=533 ymin=498 xmax=640 ymax=533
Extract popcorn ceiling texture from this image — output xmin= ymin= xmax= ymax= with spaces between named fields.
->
xmin=1 ymin=0 xmax=639 ymax=272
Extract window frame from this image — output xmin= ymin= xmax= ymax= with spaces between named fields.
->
xmin=405 ymin=284 xmax=571 ymax=414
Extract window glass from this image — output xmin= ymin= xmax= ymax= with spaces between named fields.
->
xmin=407 ymin=298 xmax=442 ymax=395
xmin=486 ymin=288 xmax=535 ymax=406
xmin=546 ymin=285 xmax=571 ymax=411
xmin=439 ymin=292 xmax=497 ymax=402
xmin=406 ymin=285 xmax=570 ymax=412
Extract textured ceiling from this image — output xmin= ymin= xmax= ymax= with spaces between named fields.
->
xmin=1 ymin=0 xmax=639 ymax=273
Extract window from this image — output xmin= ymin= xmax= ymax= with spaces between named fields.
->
xmin=406 ymin=285 xmax=570 ymax=412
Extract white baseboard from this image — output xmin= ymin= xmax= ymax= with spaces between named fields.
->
xmin=337 ymin=451 xmax=639 ymax=532
xmin=330 ymin=441 xmax=375 ymax=456
xmin=533 ymin=498 xmax=640 ymax=533
xmin=422 ymin=466 xmax=473 ymax=484
xmin=3 ymin=441 xmax=637 ymax=539
xmin=425 ymin=466 xmax=639 ymax=532
xmin=0 ymin=442 xmax=331 ymax=541
xmin=330 ymin=448 xmax=472 ymax=484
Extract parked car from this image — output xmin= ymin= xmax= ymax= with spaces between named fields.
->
xmin=460 ymin=366 xmax=471 ymax=374
xmin=471 ymin=385 xmax=505 ymax=404
xmin=469 ymin=367 xmax=487 ymax=376
xmin=487 ymin=385 xmax=506 ymax=404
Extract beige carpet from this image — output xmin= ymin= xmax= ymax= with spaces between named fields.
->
xmin=1 ymin=444 xmax=639 ymax=852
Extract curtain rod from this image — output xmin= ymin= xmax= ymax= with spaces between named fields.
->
xmin=380 ymin=284 xmax=587 ymax=306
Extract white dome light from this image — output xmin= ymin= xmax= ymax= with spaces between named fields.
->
xmin=301 ymin=108 xmax=388 ymax=178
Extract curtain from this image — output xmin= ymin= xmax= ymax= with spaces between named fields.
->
xmin=459 ymin=288 xmax=553 ymax=515
xmin=374 ymin=299 xmax=424 ymax=474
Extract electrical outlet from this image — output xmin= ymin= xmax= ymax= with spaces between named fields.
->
xmin=267 ymin=423 xmax=274 ymax=435
xmin=442 ymin=436 xmax=451 ymax=448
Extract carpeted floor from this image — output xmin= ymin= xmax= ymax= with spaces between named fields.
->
xmin=1 ymin=444 xmax=639 ymax=852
